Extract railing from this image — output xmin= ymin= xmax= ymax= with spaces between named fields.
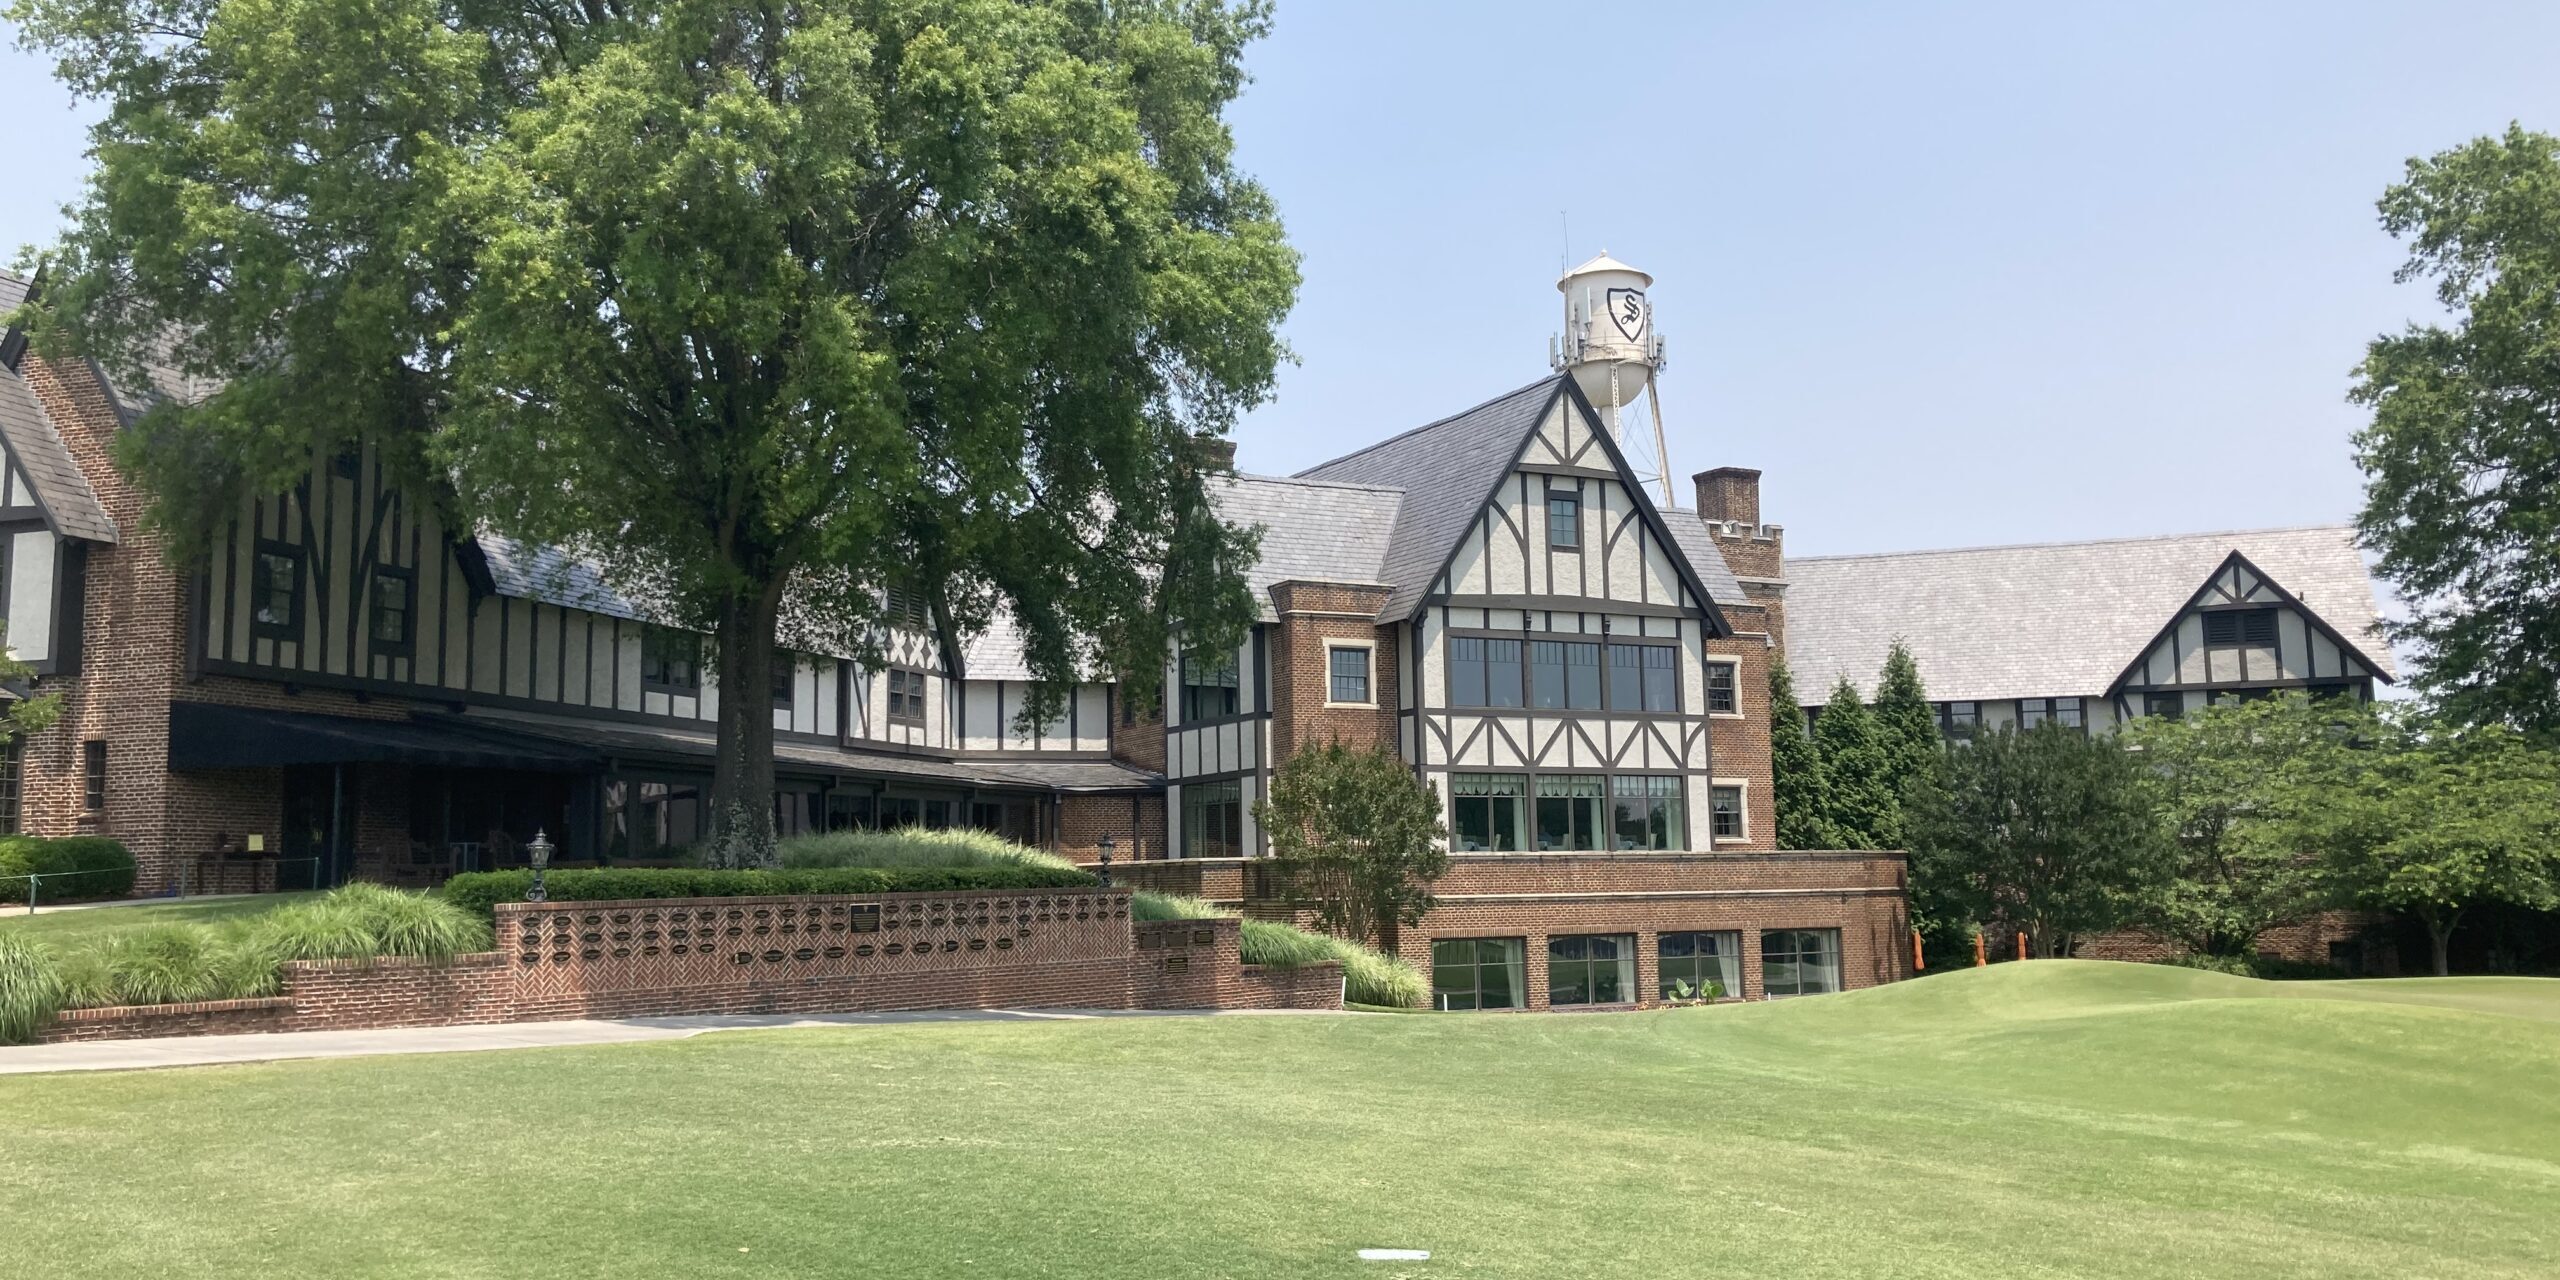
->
xmin=1 ymin=863 xmax=137 ymax=915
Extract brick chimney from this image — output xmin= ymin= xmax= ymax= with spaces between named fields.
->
xmin=1194 ymin=436 xmax=1238 ymax=471
xmin=1689 ymin=466 xmax=1787 ymax=650
xmin=1693 ymin=467 xmax=1761 ymax=527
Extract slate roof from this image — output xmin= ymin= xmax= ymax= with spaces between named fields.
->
xmin=1294 ymin=376 xmax=1572 ymax=619
xmin=1787 ymin=525 xmax=2398 ymax=706
xmin=1654 ymin=508 xmax=1750 ymax=609
xmin=0 ymin=274 xmax=121 ymax=544
xmin=477 ymin=531 xmax=646 ymax=621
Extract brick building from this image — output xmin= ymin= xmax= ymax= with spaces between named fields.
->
xmin=1 ymin=265 xmax=1908 ymax=1007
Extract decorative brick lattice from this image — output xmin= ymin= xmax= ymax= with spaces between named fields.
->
xmin=498 ymin=888 xmax=1135 ymax=1005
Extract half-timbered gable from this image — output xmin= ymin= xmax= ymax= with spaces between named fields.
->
xmin=1788 ymin=526 xmax=2395 ymax=735
xmin=0 ymin=283 xmax=115 ymax=677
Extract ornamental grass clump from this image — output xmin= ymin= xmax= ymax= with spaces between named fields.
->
xmin=1129 ymin=889 xmax=1428 ymax=1008
xmin=241 ymin=883 xmax=492 ymax=965
xmin=52 ymin=925 xmax=271 ymax=1007
xmin=0 ymin=933 xmax=67 ymax=1044
xmin=776 ymin=828 xmax=1084 ymax=874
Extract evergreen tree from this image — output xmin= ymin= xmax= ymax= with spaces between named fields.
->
xmin=1870 ymin=640 xmax=1941 ymax=845
xmin=1768 ymin=657 xmax=1839 ymax=849
xmin=1812 ymin=677 xmax=1896 ymax=850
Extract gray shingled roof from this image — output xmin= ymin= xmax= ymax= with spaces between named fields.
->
xmin=1787 ymin=526 xmax=2398 ymax=706
xmin=1295 ymin=376 xmax=1568 ymax=619
xmin=477 ymin=531 xmax=645 ymax=620
xmin=0 ymin=275 xmax=120 ymax=544
xmin=1656 ymin=510 xmax=1750 ymax=608
xmin=460 ymin=707 xmax=1160 ymax=792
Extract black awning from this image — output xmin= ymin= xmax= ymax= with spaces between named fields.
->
xmin=168 ymin=702 xmax=603 ymax=772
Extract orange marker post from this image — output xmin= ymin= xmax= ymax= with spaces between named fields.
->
xmin=2018 ymin=931 xmax=2029 ymax=962
xmin=1912 ymin=928 xmax=1925 ymax=972
xmin=1973 ymin=932 xmax=1986 ymax=968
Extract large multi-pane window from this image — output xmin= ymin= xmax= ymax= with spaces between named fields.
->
xmin=1546 ymin=492 xmax=1580 ymax=550
xmin=1708 ymin=785 xmax=1744 ymax=841
xmin=1451 ymin=773 xmax=1527 ymax=851
xmin=1606 ymin=643 xmax=1679 ymax=713
xmin=1937 ymin=701 xmax=1979 ymax=739
xmin=1530 ymin=640 xmax=1602 ymax=709
xmin=1180 ymin=654 xmax=1240 ymax=721
xmin=642 ymin=628 xmax=701 ymax=693
xmin=2019 ymin=697 xmax=2084 ymax=731
xmin=2143 ymin=692 xmax=2185 ymax=720
xmin=1657 ymin=931 xmax=1741 ymax=1001
xmin=1327 ymin=645 xmax=1372 ymax=705
xmin=1447 ymin=636 xmax=1525 ymax=708
xmin=1182 ymin=780 xmax=1244 ymax=859
xmin=1704 ymin=660 xmax=1738 ymax=714
xmin=885 ymin=669 xmax=928 ymax=724
xmin=82 ymin=741 xmax=107 ymax=812
xmin=1432 ymin=938 xmax=1525 ymax=1010
xmin=1548 ymin=934 xmax=1636 ymax=1006
xmin=250 ymin=542 xmax=304 ymax=637
xmin=1533 ymin=775 xmax=1605 ymax=850
xmin=1610 ymin=775 xmax=1684 ymax=850
xmin=1761 ymin=929 xmax=1842 ymax=997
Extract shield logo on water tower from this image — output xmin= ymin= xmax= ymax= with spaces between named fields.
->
xmin=1606 ymin=288 xmax=1649 ymax=343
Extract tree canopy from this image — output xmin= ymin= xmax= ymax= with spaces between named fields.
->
xmin=2353 ymin=124 xmax=2560 ymax=736
xmin=1767 ymin=656 xmax=1839 ymax=850
xmin=1869 ymin=640 xmax=1938 ymax=847
xmin=2122 ymin=696 xmax=2345 ymax=958
xmin=9 ymin=0 xmax=1298 ymax=866
xmin=1903 ymin=723 xmax=2172 ymax=957
xmin=1254 ymin=740 xmax=1448 ymax=954
xmin=1811 ymin=675 xmax=1895 ymax=850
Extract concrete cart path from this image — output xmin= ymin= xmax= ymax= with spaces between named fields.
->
xmin=0 ymin=1007 xmax=1336 ymax=1075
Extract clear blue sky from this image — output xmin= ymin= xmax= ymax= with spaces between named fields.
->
xmin=8 ymin=2 xmax=2560 ymax=556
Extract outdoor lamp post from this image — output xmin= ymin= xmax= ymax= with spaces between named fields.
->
xmin=527 ymin=828 xmax=554 ymax=904
xmin=1097 ymin=835 xmax=1115 ymax=887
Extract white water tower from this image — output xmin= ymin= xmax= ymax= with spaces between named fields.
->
xmin=1550 ymin=251 xmax=1673 ymax=505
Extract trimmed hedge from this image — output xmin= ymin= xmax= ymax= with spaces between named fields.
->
xmin=0 ymin=836 xmax=137 ymax=903
xmin=441 ymin=863 xmax=1100 ymax=920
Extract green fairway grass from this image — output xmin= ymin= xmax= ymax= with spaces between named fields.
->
xmin=2 ymin=960 xmax=2553 ymax=1278
xmin=0 ymin=892 xmax=322 ymax=949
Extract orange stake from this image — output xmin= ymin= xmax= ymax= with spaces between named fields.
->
xmin=1911 ymin=928 xmax=1925 ymax=972
xmin=1973 ymin=932 xmax=1986 ymax=968
xmin=2018 ymin=931 xmax=2029 ymax=961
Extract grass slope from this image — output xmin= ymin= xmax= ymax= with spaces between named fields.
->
xmin=0 ymin=893 xmax=324 ymax=949
xmin=3 ymin=962 xmax=2554 ymax=1278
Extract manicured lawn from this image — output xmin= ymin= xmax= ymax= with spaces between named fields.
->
xmin=2 ymin=961 xmax=2554 ymax=1278
xmin=0 ymin=892 xmax=323 ymax=948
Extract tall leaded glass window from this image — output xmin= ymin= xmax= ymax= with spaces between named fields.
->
xmin=1327 ymin=645 xmax=1372 ymax=704
xmin=1448 ymin=636 xmax=1523 ymax=708
xmin=1546 ymin=492 xmax=1580 ymax=550
xmin=1609 ymin=775 xmax=1684 ymax=850
xmin=1531 ymin=640 xmax=1601 ymax=710
xmin=1182 ymin=780 xmax=1244 ymax=859
xmin=1450 ymin=773 xmax=1527 ymax=852
xmin=1180 ymin=654 xmax=1240 ymax=721
xmin=1533 ymin=775 xmax=1605 ymax=851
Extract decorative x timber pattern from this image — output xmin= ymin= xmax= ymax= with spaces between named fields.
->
xmin=496 ymin=889 xmax=1135 ymax=1001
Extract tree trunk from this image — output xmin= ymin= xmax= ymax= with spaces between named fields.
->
xmin=2424 ymin=912 xmax=2456 ymax=978
xmin=706 ymin=581 xmax=785 ymax=869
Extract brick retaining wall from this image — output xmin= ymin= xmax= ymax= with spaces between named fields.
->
xmin=35 ymin=887 xmax=1343 ymax=1042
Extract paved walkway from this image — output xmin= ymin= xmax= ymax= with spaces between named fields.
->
xmin=0 ymin=1008 xmax=1331 ymax=1076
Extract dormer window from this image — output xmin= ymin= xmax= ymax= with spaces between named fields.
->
xmin=642 ymin=628 xmax=701 ymax=694
xmin=884 ymin=585 xmax=930 ymax=630
xmin=1547 ymin=492 xmax=1581 ymax=550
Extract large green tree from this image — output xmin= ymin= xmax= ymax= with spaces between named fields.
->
xmin=1253 ymin=741 xmax=1448 ymax=955
xmin=9 ymin=0 xmax=1295 ymax=866
xmin=1766 ymin=656 xmax=1839 ymax=850
xmin=1811 ymin=676 xmax=1895 ymax=850
xmin=1868 ymin=639 xmax=1939 ymax=846
xmin=2297 ymin=707 xmax=2560 ymax=976
xmin=1903 ymin=723 xmax=2172 ymax=957
xmin=2122 ymin=696 xmax=2345 ymax=959
xmin=2352 ymin=124 xmax=2560 ymax=735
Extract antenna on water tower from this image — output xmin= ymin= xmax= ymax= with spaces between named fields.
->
xmin=1550 ymin=250 xmax=1674 ymax=506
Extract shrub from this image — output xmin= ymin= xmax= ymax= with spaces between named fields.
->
xmin=52 ymin=925 xmax=269 ymax=1007
xmin=0 ymin=933 xmax=66 ymax=1044
xmin=2159 ymin=951 xmax=2341 ymax=981
xmin=441 ymin=863 xmax=1098 ymax=920
xmin=778 ymin=827 xmax=1084 ymax=875
xmin=0 ymin=836 xmax=137 ymax=903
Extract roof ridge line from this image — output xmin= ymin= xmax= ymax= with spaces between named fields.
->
xmin=1228 ymin=471 xmax=1406 ymax=494
xmin=1290 ymin=372 xmax=1566 ymax=477
xmin=1791 ymin=523 xmax=2361 ymax=563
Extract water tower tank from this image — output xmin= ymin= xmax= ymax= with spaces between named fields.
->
xmin=1553 ymin=251 xmax=1662 ymax=410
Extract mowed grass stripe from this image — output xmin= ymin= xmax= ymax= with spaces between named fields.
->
xmin=1 ymin=962 xmax=2552 ymax=1278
